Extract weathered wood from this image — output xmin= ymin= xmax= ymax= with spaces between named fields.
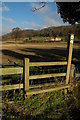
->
xmin=26 ymin=85 xmax=70 ymax=95
xmin=1 ymin=59 xmax=69 ymax=95
xmin=66 ymin=34 xmax=74 ymax=84
xmin=70 ymin=64 xmax=75 ymax=84
xmin=30 ymin=61 xmax=67 ymax=67
xmin=0 ymin=67 xmax=23 ymax=76
xmin=23 ymin=58 xmax=29 ymax=92
xmin=0 ymin=84 xmax=23 ymax=91
xmin=66 ymin=33 xmax=70 ymax=61
xmin=75 ymin=73 xmax=80 ymax=78
xmin=0 ymin=62 xmax=67 ymax=76
xmin=29 ymin=73 xmax=66 ymax=80
xmin=29 ymin=82 xmax=64 ymax=89
xmin=0 ymin=82 xmax=67 ymax=91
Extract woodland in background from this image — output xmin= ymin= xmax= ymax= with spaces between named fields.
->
xmin=2 ymin=24 xmax=80 ymax=41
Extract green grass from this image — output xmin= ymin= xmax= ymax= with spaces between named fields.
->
xmin=2 ymin=60 xmax=80 ymax=120
xmin=2 ymin=85 xmax=80 ymax=120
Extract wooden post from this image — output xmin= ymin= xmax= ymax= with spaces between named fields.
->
xmin=66 ymin=32 xmax=70 ymax=61
xmin=70 ymin=64 xmax=75 ymax=84
xmin=69 ymin=64 xmax=75 ymax=91
xmin=66 ymin=34 xmax=74 ymax=84
xmin=23 ymin=58 xmax=29 ymax=93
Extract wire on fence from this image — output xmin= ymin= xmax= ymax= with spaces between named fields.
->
xmin=30 ymin=66 xmax=67 ymax=75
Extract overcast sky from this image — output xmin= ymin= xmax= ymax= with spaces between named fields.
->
xmin=1 ymin=2 xmax=69 ymax=35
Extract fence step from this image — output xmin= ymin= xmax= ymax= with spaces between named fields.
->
xmin=26 ymin=84 xmax=71 ymax=96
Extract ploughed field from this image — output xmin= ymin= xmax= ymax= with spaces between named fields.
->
xmin=1 ymin=42 xmax=80 ymax=64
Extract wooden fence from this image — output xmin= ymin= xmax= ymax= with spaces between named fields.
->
xmin=0 ymin=34 xmax=80 ymax=95
xmin=24 ymin=59 xmax=68 ymax=94
xmin=0 ymin=59 xmax=79 ymax=95
xmin=0 ymin=60 xmax=68 ymax=91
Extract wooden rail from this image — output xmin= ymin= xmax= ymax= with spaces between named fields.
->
xmin=0 ymin=61 xmax=67 ymax=76
xmin=0 ymin=84 xmax=23 ymax=91
xmin=26 ymin=85 xmax=71 ymax=95
xmin=24 ymin=58 xmax=67 ymax=92
xmin=0 ymin=67 xmax=23 ymax=75
xmin=30 ymin=61 xmax=67 ymax=67
xmin=0 ymin=60 xmax=67 ymax=93
xmin=29 ymin=73 xmax=66 ymax=80
xmin=0 ymin=61 xmax=79 ymax=97
xmin=1 ymin=58 xmax=79 ymax=95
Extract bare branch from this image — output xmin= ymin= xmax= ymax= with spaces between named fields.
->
xmin=32 ymin=2 xmax=47 ymax=12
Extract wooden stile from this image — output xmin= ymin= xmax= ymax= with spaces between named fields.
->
xmin=26 ymin=85 xmax=71 ymax=95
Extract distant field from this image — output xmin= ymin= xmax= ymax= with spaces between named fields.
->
xmin=1 ymin=41 xmax=80 ymax=65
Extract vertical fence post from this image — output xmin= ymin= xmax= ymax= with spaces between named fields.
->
xmin=23 ymin=58 xmax=29 ymax=95
xmin=66 ymin=34 xmax=74 ymax=84
xmin=70 ymin=64 xmax=75 ymax=84
xmin=69 ymin=64 xmax=75 ymax=91
xmin=66 ymin=32 xmax=70 ymax=61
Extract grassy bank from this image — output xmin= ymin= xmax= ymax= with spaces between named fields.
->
xmin=2 ymin=84 xmax=80 ymax=120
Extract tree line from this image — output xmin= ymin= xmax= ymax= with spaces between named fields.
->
xmin=2 ymin=23 xmax=80 ymax=41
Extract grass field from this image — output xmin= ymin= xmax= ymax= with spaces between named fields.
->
xmin=2 ymin=86 xmax=80 ymax=120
